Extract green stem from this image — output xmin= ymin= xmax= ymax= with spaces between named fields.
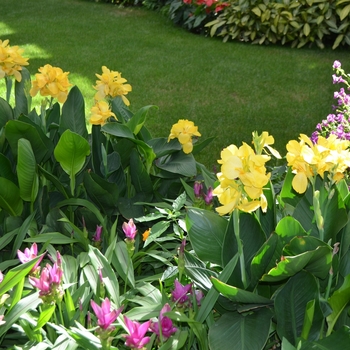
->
xmin=5 ymin=76 xmax=12 ymax=103
xmin=233 ymin=209 xmax=247 ymax=289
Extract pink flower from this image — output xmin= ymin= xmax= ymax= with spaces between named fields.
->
xmin=150 ymin=303 xmax=177 ymax=340
xmin=194 ymin=181 xmax=203 ymax=198
xmin=195 ymin=289 xmax=204 ymax=306
xmin=123 ymin=316 xmax=151 ymax=349
xmin=122 ymin=219 xmax=137 ymax=240
xmin=29 ymin=261 xmax=63 ymax=298
xmin=0 ymin=271 xmax=3 ymax=283
xmin=0 ymin=315 xmax=5 ymax=326
xmin=90 ymin=297 xmax=122 ymax=331
xmin=93 ymin=225 xmax=102 ymax=242
xmin=203 ymin=186 xmax=213 ymax=205
xmin=171 ymin=280 xmax=192 ymax=305
xmin=17 ymin=243 xmax=44 ymax=272
xmin=333 ymin=60 xmax=341 ymax=69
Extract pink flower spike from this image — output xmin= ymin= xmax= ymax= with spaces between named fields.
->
xmin=17 ymin=243 xmax=44 ymax=272
xmin=93 ymin=225 xmax=103 ymax=242
xmin=90 ymin=298 xmax=122 ymax=331
xmin=17 ymin=242 xmax=38 ymax=263
xmin=29 ymin=267 xmax=51 ymax=295
xmin=150 ymin=303 xmax=177 ymax=340
xmin=171 ymin=280 xmax=192 ymax=304
xmin=122 ymin=219 xmax=137 ymax=240
xmin=123 ymin=316 xmax=151 ymax=349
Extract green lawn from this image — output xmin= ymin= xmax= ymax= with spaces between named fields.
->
xmin=1 ymin=0 xmax=350 ymax=168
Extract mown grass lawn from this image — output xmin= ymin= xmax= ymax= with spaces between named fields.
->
xmin=1 ymin=0 xmax=349 ymax=167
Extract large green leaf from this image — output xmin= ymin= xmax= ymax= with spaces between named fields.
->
xmin=0 ymin=97 xmax=13 ymax=129
xmin=211 ymin=277 xmax=272 ymax=304
xmin=17 ymin=138 xmax=39 ymax=203
xmin=300 ymin=326 xmax=350 ymax=349
xmin=130 ymin=148 xmax=153 ymax=195
xmin=5 ymin=119 xmax=53 ymax=163
xmin=0 ymin=153 xmax=16 ymax=183
xmin=60 ymin=86 xmax=87 ymax=138
xmin=293 ymin=184 xmax=348 ymax=242
xmin=250 ymin=233 xmax=280 ymax=288
xmin=0 ymin=255 xmax=43 ymax=296
xmin=111 ymin=241 xmax=135 ymax=288
xmin=0 ymin=177 xmax=23 ymax=216
xmin=0 ymin=292 xmax=42 ymax=337
xmin=222 ymin=212 xmax=266 ymax=287
xmin=208 ymin=308 xmax=273 ymax=350
xmin=147 ymin=137 xmax=181 ymax=158
xmin=274 ymin=271 xmax=319 ymax=345
xmin=186 ymin=208 xmax=228 ymax=266
xmin=14 ymin=66 xmax=30 ymax=118
xmin=83 ymin=172 xmax=119 ymax=216
xmin=54 ymin=129 xmax=90 ymax=178
xmin=101 ymin=122 xmax=135 ymax=139
xmin=155 ymin=151 xmax=197 ymax=177
xmin=126 ymin=105 xmax=158 ymax=135
xmin=326 ymin=273 xmax=350 ymax=335
xmin=88 ymin=246 xmax=120 ymax=307
xmin=275 ymin=216 xmax=307 ymax=245
xmin=284 ymin=236 xmax=332 ymax=279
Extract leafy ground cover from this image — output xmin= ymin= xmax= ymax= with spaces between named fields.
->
xmin=1 ymin=0 xmax=349 ymax=168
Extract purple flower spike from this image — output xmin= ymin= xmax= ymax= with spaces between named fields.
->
xmin=333 ymin=60 xmax=341 ymax=69
xmin=123 ymin=316 xmax=151 ymax=349
xmin=171 ymin=279 xmax=192 ymax=304
xmin=193 ymin=181 xmax=203 ymax=198
xmin=90 ymin=297 xmax=122 ymax=331
xmin=203 ymin=187 xmax=213 ymax=205
xmin=122 ymin=219 xmax=137 ymax=240
xmin=333 ymin=74 xmax=345 ymax=84
xmin=93 ymin=225 xmax=103 ymax=242
xmin=150 ymin=303 xmax=177 ymax=340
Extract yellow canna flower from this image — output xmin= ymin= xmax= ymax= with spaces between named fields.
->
xmin=30 ymin=64 xmax=72 ymax=103
xmin=89 ymin=100 xmax=117 ymax=125
xmin=0 ymin=39 xmax=29 ymax=82
xmin=286 ymin=133 xmax=350 ymax=194
xmin=252 ymin=131 xmax=281 ymax=158
xmin=168 ymin=119 xmax=201 ymax=154
xmin=213 ymin=134 xmax=272 ymax=215
xmin=93 ymin=66 xmax=132 ymax=106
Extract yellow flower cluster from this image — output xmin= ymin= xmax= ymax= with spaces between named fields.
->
xmin=286 ymin=134 xmax=350 ymax=194
xmin=0 ymin=39 xmax=29 ymax=82
xmin=213 ymin=133 xmax=273 ymax=215
xmin=168 ymin=119 xmax=201 ymax=154
xmin=89 ymin=66 xmax=132 ymax=126
xmin=30 ymin=64 xmax=72 ymax=103
xmin=89 ymin=100 xmax=117 ymax=125
xmin=93 ymin=66 xmax=132 ymax=106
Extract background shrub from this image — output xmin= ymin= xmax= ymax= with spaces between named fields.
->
xmin=166 ymin=0 xmax=350 ymax=49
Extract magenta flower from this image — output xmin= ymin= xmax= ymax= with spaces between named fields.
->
xmin=93 ymin=225 xmax=103 ymax=242
xmin=150 ymin=303 xmax=177 ymax=340
xmin=90 ymin=297 xmax=122 ymax=331
xmin=171 ymin=279 xmax=192 ymax=305
xmin=123 ymin=316 xmax=151 ymax=349
xmin=122 ymin=219 xmax=137 ymax=240
xmin=203 ymin=186 xmax=213 ymax=205
xmin=29 ymin=260 xmax=63 ymax=300
xmin=193 ymin=181 xmax=203 ymax=198
xmin=17 ymin=243 xmax=44 ymax=272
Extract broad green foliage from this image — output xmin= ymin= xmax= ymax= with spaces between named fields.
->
xmin=166 ymin=0 xmax=350 ymax=48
